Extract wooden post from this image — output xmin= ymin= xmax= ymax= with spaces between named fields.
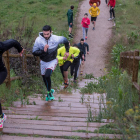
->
xmin=22 ymin=49 xmax=27 ymax=75
xmin=3 ymin=51 xmax=11 ymax=88
xmin=120 ymin=52 xmax=123 ymax=69
xmin=132 ymin=50 xmax=139 ymax=83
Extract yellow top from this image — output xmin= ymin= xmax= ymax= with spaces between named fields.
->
xmin=57 ymin=46 xmax=80 ymax=66
xmin=89 ymin=6 xmax=100 ymax=17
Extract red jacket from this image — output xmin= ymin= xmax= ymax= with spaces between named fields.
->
xmin=89 ymin=0 xmax=101 ymax=7
xmin=108 ymin=0 xmax=116 ymax=7
xmin=81 ymin=18 xmax=90 ymax=28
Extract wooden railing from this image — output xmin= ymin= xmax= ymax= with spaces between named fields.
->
xmin=2 ymin=50 xmax=39 ymax=88
xmin=120 ymin=50 xmax=140 ymax=92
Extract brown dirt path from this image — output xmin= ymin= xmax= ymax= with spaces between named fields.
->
xmin=74 ymin=0 xmax=113 ymax=77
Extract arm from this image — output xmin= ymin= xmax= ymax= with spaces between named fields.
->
xmin=86 ymin=43 xmax=89 ymax=52
xmin=89 ymin=8 xmax=92 ymax=16
xmin=113 ymin=0 xmax=116 ymax=7
xmin=97 ymin=8 xmax=100 ymax=16
xmin=89 ymin=0 xmax=92 ymax=6
xmin=98 ymin=0 xmax=101 ymax=6
xmin=32 ymin=38 xmax=44 ymax=56
xmin=81 ymin=18 xmax=84 ymax=25
xmin=1 ymin=39 xmax=23 ymax=54
xmin=87 ymin=18 xmax=90 ymax=25
xmin=108 ymin=0 xmax=110 ymax=6
xmin=73 ymin=47 xmax=80 ymax=58
xmin=56 ymin=36 xmax=69 ymax=52
xmin=57 ymin=48 xmax=64 ymax=61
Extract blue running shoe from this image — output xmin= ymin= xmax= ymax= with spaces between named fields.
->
xmin=92 ymin=27 xmax=95 ymax=30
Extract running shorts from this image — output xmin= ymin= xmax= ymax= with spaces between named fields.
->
xmin=40 ymin=59 xmax=58 ymax=75
xmin=91 ymin=17 xmax=97 ymax=21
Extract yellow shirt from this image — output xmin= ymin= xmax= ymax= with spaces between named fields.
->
xmin=89 ymin=7 xmax=100 ymax=17
xmin=57 ymin=46 xmax=80 ymax=66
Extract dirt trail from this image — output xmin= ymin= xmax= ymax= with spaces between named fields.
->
xmin=74 ymin=0 xmax=113 ymax=77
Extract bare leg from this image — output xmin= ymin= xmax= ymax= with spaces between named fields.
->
xmin=69 ymin=27 xmax=72 ymax=34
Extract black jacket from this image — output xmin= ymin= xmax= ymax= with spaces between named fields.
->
xmin=0 ymin=39 xmax=23 ymax=71
xmin=77 ymin=42 xmax=89 ymax=55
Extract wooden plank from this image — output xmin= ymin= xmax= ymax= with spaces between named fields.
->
xmin=4 ymin=123 xmax=100 ymax=132
xmin=28 ymin=98 xmax=103 ymax=104
xmin=3 ymin=110 xmax=88 ymax=118
xmin=2 ymin=128 xmax=121 ymax=139
xmin=7 ymin=115 xmax=113 ymax=123
xmin=9 ymin=107 xmax=89 ymax=114
xmin=133 ymin=82 xmax=139 ymax=91
xmin=0 ymin=135 xmax=71 ymax=140
xmin=132 ymin=50 xmax=139 ymax=83
xmin=3 ymin=54 xmax=34 ymax=58
xmin=12 ymin=101 xmax=105 ymax=108
xmin=7 ymin=115 xmax=87 ymax=122
xmin=120 ymin=56 xmax=140 ymax=61
xmin=6 ymin=119 xmax=108 ymax=127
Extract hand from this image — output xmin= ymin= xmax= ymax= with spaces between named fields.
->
xmin=70 ymin=23 xmax=72 ymax=25
xmin=44 ymin=44 xmax=49 ymax=52
xmin=112 ymin=7 xmax=114 ymax=9
xmin=82 ymin=60 xmax=84 ymax=64
xmin=19 ymin=49 xmax=24 ymax=57
xmin=65 ymin=52 xmax=69 ymax=57
xmin=63 ymin=56 xmax=67 ymax=60
xmin=71 ymin=54 xmax=74 ymax=58
xmin=82 ymin=55 xmax=84 ymax=60
xmin=87 ymin=52 xmax=89 ymax=54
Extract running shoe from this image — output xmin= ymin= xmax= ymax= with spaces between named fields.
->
xmin=0 ymin=113 xmax=7 ymax=129
xmin=49 ymin=92 xmax=55 ymax=100
xmin=108 ymin=18 xmax=112 ymax=21
xmin=80 ymin=71 xmax=83 ymax=75
xmin=45 ymin=93 xmax=50 ymax=101
xmin=51 ymin=89 xmax=55 ymax=95
xmin=112 ymin=17 xmax=115 ymax=20
xmin=92 ymin=27 xmax=95 ymax=30
xmin=68 ymin=34 xmax=73 ymax=38
xmin=70 ymin=33 xmax=74 ymax=36
xmin=85 ymin=36 xmax=87 ymax=40
xmin=64 ymin=80 xmax=69 ymax=89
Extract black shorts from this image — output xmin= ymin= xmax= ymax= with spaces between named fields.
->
xmin=60 ymin=61 xmax=71 ymax=77
xmin=91 ymin=17 xmax=97 ymax=21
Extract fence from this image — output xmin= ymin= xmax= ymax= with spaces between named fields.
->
xmin=120 ymin=50 xmax=140 ymax=99
xmin=2 ymin=50 xmax=39 ymax=88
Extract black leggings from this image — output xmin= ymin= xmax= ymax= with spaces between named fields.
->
xmin=60 ymin=61 xmax=71 ymax=78
xmin=42 ymin=69 xmax=53 ymax=92
xmin=0 ymin=64 xmax=7 ymax=119
xmin=70 ymin=61 xmax=80 ymax=80
xmin=110 ymin=6 xmax=115 ymax=18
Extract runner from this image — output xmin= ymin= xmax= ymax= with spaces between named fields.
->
xmin=0 ymin=39 xmax=24 ymax=129
xmin=57 ymin=43 xmax=80 ymax=88
xmin=81 ymin=13 xmax=90 ymax=41
xmin=107 ymin=0 xmax=116 ymax=21
xmin=77 ymin=39 xmax=89 ymax=75
xmin=32 ymin=25 xmax=69 ymax=101
xmin=70 ymin=44 xmax=84 ymax=83
xmin=89 ymin=0 xmax=101 ymax=7
xmin=67 ymin=5 xmax=74 ymax=38
xmin=89 ymin=3 xmax=100 ymax=30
